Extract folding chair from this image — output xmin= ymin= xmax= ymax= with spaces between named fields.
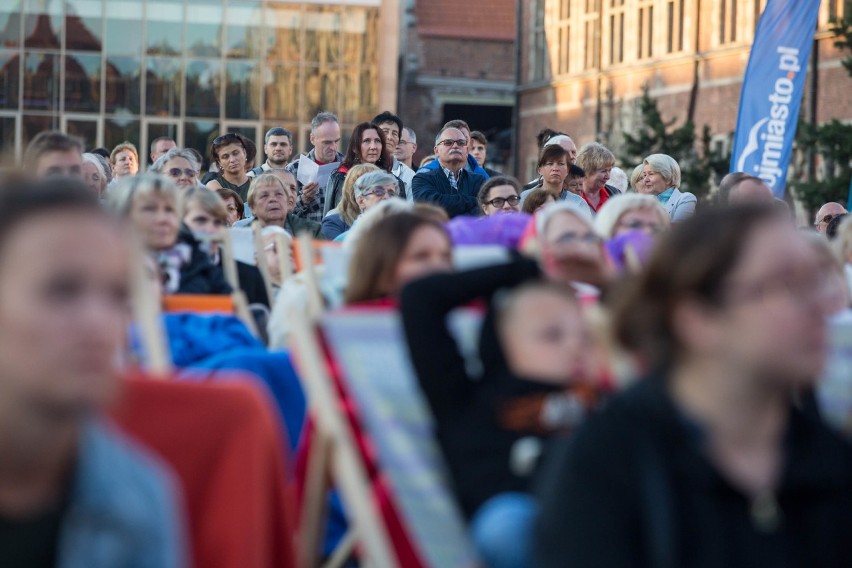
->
xmin=111 ymin=376 xmax=296 ymax=568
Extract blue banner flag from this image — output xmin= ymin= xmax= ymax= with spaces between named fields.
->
xmin=730 ymin=0 xmax=821 ymax=198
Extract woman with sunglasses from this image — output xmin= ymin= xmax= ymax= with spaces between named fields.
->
xmin=205 ymin=133 xmax=256 ymax=203
xmin=478 ymin=176 xmax=522 ymax=216
xmin=151 ymin=148 xmax=201 ymax=190
xmin=323 ymin=122 xmax=405 ymax=217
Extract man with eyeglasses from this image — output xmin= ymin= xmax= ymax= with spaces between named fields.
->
xmin=374 ymin=111 xmax=416 ymax=202
xmin=411 ymin=126 xmax=486 ymax=217
xmin=249 ymin=127 xmax=293 ymax=178
xmin=395 ymin=127 xmax=418 ymax=169
xmin=286 ymin=112 xmax=344 ymax=223
xmin=814 ymin=202 xmax=848 ymax=234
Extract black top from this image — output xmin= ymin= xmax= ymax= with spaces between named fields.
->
xmin=175 ymin=226 xmax=232 ymax=295
xmin=0 ymin=502 xmax=65 ymax=568
xmin=234 ymin=260 xmax=269 ymax=307
xmin=401 ymin=258 xmax=596 ymax=518
xmin=216 ymin=175 xmax=252 ymax=203
xmin=535 ymin=377 xmax=852 ymax=568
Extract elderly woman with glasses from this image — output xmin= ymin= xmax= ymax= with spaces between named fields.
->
xmin=151 ymin=148 xmax=201 ymax=190
xmin=639 ymin=153 xmax=697 ymax=221
xmin=478 ymin=176 xmax=522 ymax=216
xmin=330 ymin=171 xmax=401 ymax=242
xmin=594 ymin=193 xmax=670 ymax=239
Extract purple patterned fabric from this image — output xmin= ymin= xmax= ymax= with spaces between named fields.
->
xmin=605 ymin=230 xmax=657 ymax=272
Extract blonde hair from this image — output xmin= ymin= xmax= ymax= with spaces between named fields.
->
xmin=594 ymin=193 xmax=670 ymax=238
xmin=575 ymin=143 xmax=615 ymax=175
xmin=246 ymin=173 xmax=288 ymax=208
xmin=339 ymin=164 xmax=380 ymax=225
xmin=109 ymin=141 xmax=139 ymax=165
xmin=629 ymin=164 xmax=644 ymax=191
xmin=642 ymin=153 xmax=681 ymax=188
xmin=106 ymin=173 xmax=178 ymax=216
xmin=180 ymin=185 xmax=227 ymax=222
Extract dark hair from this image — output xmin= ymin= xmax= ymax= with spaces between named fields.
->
xmin=568 ymin=163 xmax=586 ymax=178
xmin=0 ymin=174 xmax=105 ymax=256
xmin=264 ymin=127 xmax=293 ymax=145
xmin=536 ymin=128 xmax=565 ymax=149
xmin=209 ymin=132 xmax=256 ymax=167
xmin=612 ymin=204 xmax=784 ymax=372
xmin=478 ymin=175 xmax=521 ymax=206
xmin=372 ymin=111 xmax=403 ymax=134
xmin=442 ymin=119 xmax=471 ymax=133
xmin=827 ymin=213 xmax=848 ymax=240
xmin=345 ymin=212 xmax=450 ymax=304
xmin=185 ymin=147 xmax=205 ymax=170
xmin=216 ymin=187 xmax=245 ymax=220
xmin=521 ymin=188 xmax=556 ymax=213
xmin=537 ymin=144 xmax=570 ymax=169
xmin=470 ymin=131 xmax=488 ymax=146
xmin=341 ymin=122 xmax=392 ymax=172
xmin=23 ymin=131 xmax=84 ymax=168
xmin=90 ymin=147 xmax=110 ymax=159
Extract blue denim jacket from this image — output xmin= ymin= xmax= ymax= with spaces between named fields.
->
xmin=57 ymin=420 xmax=188 ymax=568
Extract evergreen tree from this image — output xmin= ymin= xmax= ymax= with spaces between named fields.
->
xmin=621 ymin=87 xmax=727 ymax=202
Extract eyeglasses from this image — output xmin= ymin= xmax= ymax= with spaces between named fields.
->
xmin=551 ymin=232 xmax=602 ymax=246
xmin=213 ymin=133 xmax=240 ymax=146
xmin=437 ymin=139 xmax=467 ymax=148
xmin=815 ymin=213 xmax=840 ymax=226
xmin=397 ymin=140 xmax=410 ymax=146
xmin=485 ymin=195 xmax=520 ymax=208
xmin=363 ymin=188 xmax=396 ymax=199
xmin=167 ymin=167 xmax=197 ymax=179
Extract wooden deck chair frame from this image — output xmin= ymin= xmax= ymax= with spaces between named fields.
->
xmin=130 ymin=238 xmax=173 ymax=376
xmin=289 ymin=315 xmax=398 ymax=568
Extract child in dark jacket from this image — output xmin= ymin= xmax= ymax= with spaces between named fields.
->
xmin=400 ymin=256 xmax=600 ymax=568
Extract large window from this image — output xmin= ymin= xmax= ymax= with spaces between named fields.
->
xmin=637 ymin=0 xmax=654 ymax=60
xmin=608 ymin=0 xmax=625 ymax=65
xmin=1 ymin=0 xmax=385 ymax=161
xmin=530 ymin=0 xmax=547 ymax=81
xmin=555 ymin=0 xmax=571 ymax=75
xmin=666 ymin=0 xmax=685 ymax=53
xmin=584 ymin=0 xmax=600 ymax=70
xmin=719 ymin=0 xmax=738 ymax=44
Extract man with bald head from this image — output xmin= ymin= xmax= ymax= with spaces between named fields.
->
xmin=718 ymin=172 xmax=775 ymax=204
xmin=411 ymin=126 xmax=486 ymax=217
xmin=814 ymin=202 xmax=848 ymax=234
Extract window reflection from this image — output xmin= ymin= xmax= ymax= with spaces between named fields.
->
xmin=186 ymin=2 xmax=222 ymax=57
xmin=265 ymin=5 xmax=300 ymax=62
xmin=146 ymin=57 xmax=181 ymax=116
xmin=146 ymin=122 xmax=179 ymax=163
xmin=226 ymin=1 xmax=261 ymax=59
xmin=104 ymin=56 xmax=141 ymax=114
xmin=263 ymin=63 xmax=299 ymax=121
xmin=225 ymin=60 xmax=259 ymax=119
xmin=64 ymin=53 xmax=100 ymax=112
xmin=0 ymin=116 xmax=15 ymax=157
xmin=304 ymin=7 xmax=340 ymax=65
xmin=65 ymin=119 xmax=98 ymax=150
xmin=23 ymin=52 xmax=60 ymax=111
xmin=147 ymin=2 xmax=183 ymax=56
xmin=304 ymin=66 xmax=339 ymax=119
xmin=23 ymin=114 xmax=58 ymax=145
xmin=24 ymin=0 xmax=62 ymax=49
xmin=104 ymin=117 xmax=140 ymax=154
xmin=342 ymin=8 xmax=378 ymax=65
xmin=185 ymin=59 xmax=221 ymax=117
xmin=1 ymin=7 xmax=23 ymax=48
xmin=105 ymin=0 xmax=143 ymax=55
xmin=66 ymin=0 xmax=103 ymax=51
xmin=184 ymin=120 xmax=219 ymax=168
xmin=357 ymin=67 xmax=378 ymax=120
xmin=0 ymin=52 xmax=20 ymax=109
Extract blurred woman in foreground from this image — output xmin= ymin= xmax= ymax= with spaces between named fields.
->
xmin=536 ymin=204 xmax=852 ymax=567
xmin=0 ymin=176 xmax=185 ymax=566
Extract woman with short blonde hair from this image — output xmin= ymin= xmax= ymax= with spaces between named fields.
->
xmin=594 ymin=194 xmax=670 ymax=239
xmin=639 ymin=153 xmax=696 ymax=221
xmin=575 ymin=143 xmax=619 ymax=214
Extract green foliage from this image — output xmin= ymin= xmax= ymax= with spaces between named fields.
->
xmin=792 ymin=120 xmax=852 ymax=211
xmin=831 ymin=2 xmax=852 ymax=75
xmin=621 ymin=87 xmax=728 ymax=202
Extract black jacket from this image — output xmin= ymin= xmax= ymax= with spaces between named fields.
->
xmin=411 ymin=167 xmax=485 ymax=218
xmin=234 ymin=260 xmax=269 ymax=307
xmin=175 ymin=228 xmax=232 ymax=295
xmin=535 ymin=377 xmax=852 ymax=568
xmin=400 ymin=258 xmax=594 ymax=518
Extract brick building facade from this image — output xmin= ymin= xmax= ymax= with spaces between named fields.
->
xmin=397 ymin=0 xmax=516 ymax=169
xmin=516 ymin=0 xmax=851 ymax=183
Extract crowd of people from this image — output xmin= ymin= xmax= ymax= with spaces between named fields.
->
xmin=3 ymin=108 xmax=852 ymax=567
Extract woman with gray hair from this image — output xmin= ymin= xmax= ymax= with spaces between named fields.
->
xmin=639 ymin=153 xmax=697 ymax=221
xmin=82 ymin=152 xmax=112 ymax=198
xmin=332 ymin=170 xmax=401 ymax=242
xmin=150 ymin=147 xmax=202 ymax=190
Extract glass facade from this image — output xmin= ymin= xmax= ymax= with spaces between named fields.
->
xmin=0 ymin=0 xmax=382 ymax=165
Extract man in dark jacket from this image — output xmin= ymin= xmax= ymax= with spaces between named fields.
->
xmin=411 ymin=126 xmax=486 ymax=218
